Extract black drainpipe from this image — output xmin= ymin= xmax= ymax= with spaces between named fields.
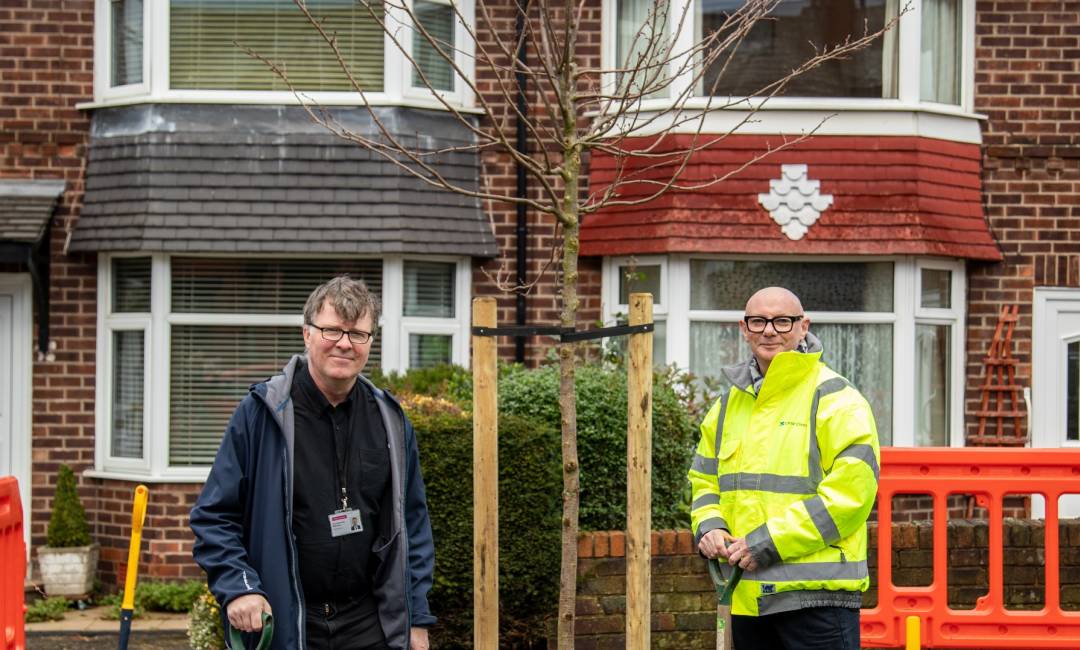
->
xmin=514 ymin=0 xmax=529 ymax=363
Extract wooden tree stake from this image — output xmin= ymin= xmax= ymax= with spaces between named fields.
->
xmin=626 ymin=293 xmax=653 ymax=650
xmin=473 ymin=297 xmax=499 ymax=649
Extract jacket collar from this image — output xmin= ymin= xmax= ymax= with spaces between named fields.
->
xmin=722 ymin=331 xmax=823 ymax=393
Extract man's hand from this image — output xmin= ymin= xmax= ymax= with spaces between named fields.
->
xmin=724 ymin=536 xmax=759 ymax=572
xmin=226 ymin=594 xmax=272 ymax=633
xmin=410 ymin=627 xmax=430 ymax=650
xmin=697 ymin=529 xmax=735 ymax=559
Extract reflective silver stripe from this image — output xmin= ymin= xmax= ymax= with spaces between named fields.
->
xmin=749 ymin=559 xmax=868 ymax=583
xmin=756 ymin=588 xmax=863 ymax=615
xmin=836 ymin=443 xmax=880 ymax=480
xmin=804 ymin=495 xmax=841 ymax=545
xmin=809 ymin=377 xmax=850 ymax=488
xmin=713 ymin=392 xmax=729 ymax=458
xmin=691 ymin=453 xmax=718 ymax=475
xmin=746 ymin=523 xmax=780 ymax=568
xmin=695 ymin=516 xmax=730 ymax=544
xmin=692 ymin=493 xmax=720 ymax=510
xmin=718 ymin=473 xmax=816 ymax=494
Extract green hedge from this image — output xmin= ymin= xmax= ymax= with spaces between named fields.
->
xmin=497 ymin=364 xmax=697 ymax=531
xmin=407 ymin=397 xmax=560 ymax=648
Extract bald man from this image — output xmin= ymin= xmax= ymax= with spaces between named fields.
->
xmin=688 ymin=287 xmax=880 ymax=650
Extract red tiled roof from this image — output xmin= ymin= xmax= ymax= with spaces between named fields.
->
xmin=583 ymin=135 xmax=1002 ymax=261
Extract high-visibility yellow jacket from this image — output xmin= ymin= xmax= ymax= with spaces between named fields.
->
xmin=688 ymin=342 xmax=880 ymax=616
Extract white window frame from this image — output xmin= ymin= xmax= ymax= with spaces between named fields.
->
xmin=403 ymin=0 xmax=476 ymax=106
xmin=603 ymin=255 xmax=669 ymax=362
xmin=87 ymin=0 xmax=477 ymax=110
xmin=94 ymin=0 xmax=151 ymax=101
xmin=92 ymin=252 xmax=471 ymax=481
xmin=600 ymin=0 xmax=980 ymax=141
xmin=1032 ymin=288 xmax=1080 ymax=450
xmin=601 ymin=255 xmax=967 ymax=447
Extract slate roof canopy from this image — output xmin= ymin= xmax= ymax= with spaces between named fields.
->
xmin=71 ymin=104 xmax=496 ymax=258
xmin=0 ymin=179 xmax=65 ymax=244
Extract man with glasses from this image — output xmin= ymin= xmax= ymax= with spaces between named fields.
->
xmin=688 ymin=287 xmax=879 ymax=649
xmin=192 ymin=276 xmax=435 ymax=650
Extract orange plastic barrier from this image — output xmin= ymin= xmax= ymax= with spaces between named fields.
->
xmin=862 ymin=448 xmax=1080 ymax=648
xmin=0 ymin=477 xmax=24 ymax=650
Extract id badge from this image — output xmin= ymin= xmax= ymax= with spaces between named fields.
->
xmin=328 ymin=508 xmax=363 ymax=538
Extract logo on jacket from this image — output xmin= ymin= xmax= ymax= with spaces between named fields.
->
xmin=778 ymin=420 xmax=807 ymax=428
xmin=761 ymin=583 xmax=776 ymax=594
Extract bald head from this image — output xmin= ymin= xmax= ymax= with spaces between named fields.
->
xmin=740 ymin=287 xmax=810 ymax=374
xmin=745 ymin=287 xmax=804 ymax=315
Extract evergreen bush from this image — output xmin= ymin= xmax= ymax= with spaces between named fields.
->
xmin=45 ymin=465 xmax=91 ymax=548
xmin=401 ymin=393 xmax=561 ymax=649
xmin=497 ymin=364 xmax=697 ymax=530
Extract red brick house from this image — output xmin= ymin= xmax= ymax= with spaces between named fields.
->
xmin=0 ymin=0 xmax=1076 ymax=586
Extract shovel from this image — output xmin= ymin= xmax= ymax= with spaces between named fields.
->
xmin=229 ymin=611 xmax=274 ymax=650
xmin=708 ymin=558 xmax=743 ymax=650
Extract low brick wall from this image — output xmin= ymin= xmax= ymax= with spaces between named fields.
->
xmin=562 ymin=521 xmax=1080 ymax=649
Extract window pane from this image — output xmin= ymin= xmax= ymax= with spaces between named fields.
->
xmin=915 ymin=324 xmax=950 ymax=446
xmin=412 ymin=0 xmax=455 ymax=91
xmin=111 ymin=0 xmax=144 ymax=87
xmin=170 ymin=0 xmax=385 ymax=91
xmin=1069 ymin=341 xmax=1078 ymax=442
xmin=920 ymin=268 xmax=951 ymax=309
xmin=813 ymin=323 xmax=893 ymax=445
xmin=618 ymin=264 xmax=662 ymax=304
xmin=690 ymin=260 xmax=894 ymax=312
xmin=616 ymin=0 xmax=670 ymax=98
xmin=698 ymin=0 xmax=898 ymax=98
xmin=409 ymin=333 xmax=452 ymax=368
xmin=404 ymin=261 xmax=454 ymax=318
xmin=689 ymin=321 xmax=742 ymax=381
xmin=112 ymin=330 xmax=144 ymax=459
xmin=921 ymin=0 xmax=962 ymax=105
xmin=112 ymin=257 xmax=152 ymax=313
xmin=172 ymin=258 xmax=382 ymax=315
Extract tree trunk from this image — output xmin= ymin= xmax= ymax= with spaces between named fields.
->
xmin=556 ymin=144 xmax=582 ymax=649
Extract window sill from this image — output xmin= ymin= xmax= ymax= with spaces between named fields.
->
xmin=77 ymin=92 xmax=485 ymax=114
xmin=84 ymin=468 xmax=210 ymax=484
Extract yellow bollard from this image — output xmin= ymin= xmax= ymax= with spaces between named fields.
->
xmin=905 ymin=615 xmax=921 ymax=650
xmin=118 ymin=485 xmax=149 ymax=650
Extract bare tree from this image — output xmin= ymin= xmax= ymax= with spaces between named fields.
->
xmin=246 ymin=0 xmax=897 ymax=645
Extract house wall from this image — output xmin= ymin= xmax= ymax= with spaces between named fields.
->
xmin=966 ymin=2 xmax=1080 ymax=441
xmin=471 ymin=0 xmax=605 ymax=365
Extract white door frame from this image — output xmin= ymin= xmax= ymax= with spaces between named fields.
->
xmin=0 ymin=274 xmax=33 ymax=557
xmin=1031 ymin=287 xmax=1080 ymax=519
xmin=1032 ymin=288 xmax=1080 ymax=449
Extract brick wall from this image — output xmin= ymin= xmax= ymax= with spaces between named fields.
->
xmin=472 ymin=0 xmax=604 ymax=365
xmin=566 ymin=523 xmax=1080 ymax=648
xmin=967 ymin=2 xmax=1080 ymax=440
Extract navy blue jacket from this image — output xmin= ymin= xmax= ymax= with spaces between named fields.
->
xmin=191 ymin=355 xmax=436 ymax=649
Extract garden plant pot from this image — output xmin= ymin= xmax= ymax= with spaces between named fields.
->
xmin=38 ymin=543 xmax=99 ymax=597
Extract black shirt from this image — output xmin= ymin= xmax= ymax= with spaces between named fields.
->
xmin=290 ymin=360 xmax=390 ymax=605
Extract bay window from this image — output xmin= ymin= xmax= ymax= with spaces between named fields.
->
xmin=96 ymin=254 xmax=470 ymax=478
xmin=93 ymin=0 xmax=475 ymax=105
xmin=603 ymin=256 xmax=966 ymax=447
xmin=610 ymin=0 xmax=972 ymax=110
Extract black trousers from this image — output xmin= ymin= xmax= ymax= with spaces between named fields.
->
xmin=732 ymin=606 xmax=860 ymax=650
xmin=305 ymin=598 xmax=389 ymax=650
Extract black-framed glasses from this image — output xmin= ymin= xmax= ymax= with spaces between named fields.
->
xmin=307 ymin=323 xmax=374 ymax=345
xmin=744 ymin=315 xmax=803 ymax=334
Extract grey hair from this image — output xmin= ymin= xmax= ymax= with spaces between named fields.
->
xmin=303 ymin=275 xmax=381 ymax=327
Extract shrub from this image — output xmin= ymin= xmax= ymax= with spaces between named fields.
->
xmin=498 ymin=364 xmax=697 ymax=531
xmin=368 ymin=364 xmax=472 ymax=406
xmin=405 ymin=396 xmax=561 ymax=649
xmin=188 ymin=584 xmax=225 ymax=650
xmin=100 ymin=580 xmax=206 ymax=619
xmin=46 ymin=465 xmax=91 ymax=548
xmin=25 ymin=596 xmax=68 ymax=623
